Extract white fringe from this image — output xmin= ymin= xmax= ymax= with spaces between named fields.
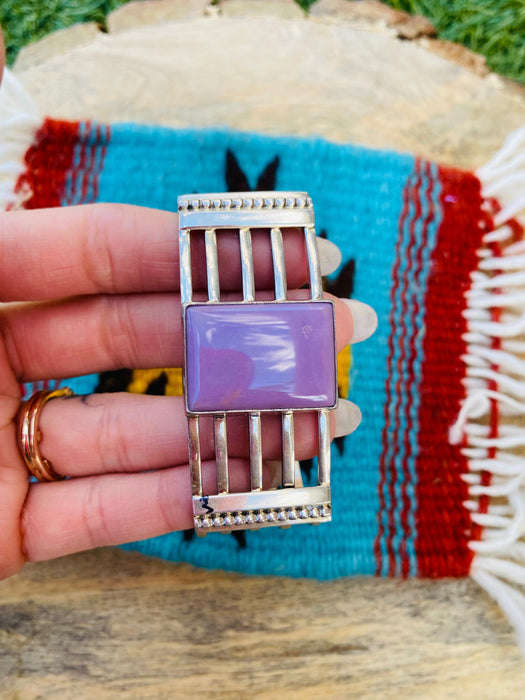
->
xmin=451 ymin=126 xmax=525 ymax=652
xmin=0 ymin=68 xmax=41 ymax=211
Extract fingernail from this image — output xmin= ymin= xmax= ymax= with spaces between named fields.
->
xmin=334 ymin=399 xmax=362 ymax=437
xmin=342 ymin=298 xmax=378 ymax=343
xmin=318 ymin=237 xmax=342 ymax=276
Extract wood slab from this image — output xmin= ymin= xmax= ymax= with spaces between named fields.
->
xmin=13 ymin=0 xmax=525 ymax=169
xmin=1 ymin=548 xmax=524 ymax=699
xmin=4 ymin=1 xmax=525 ymax=696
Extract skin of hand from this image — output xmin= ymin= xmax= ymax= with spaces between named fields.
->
xmin=0 ymin=32 xmax=373 ymax=581
xmin=0 ymin=202 xmax=362 ymax=581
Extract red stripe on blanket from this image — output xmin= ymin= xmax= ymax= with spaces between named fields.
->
xmin=15 ymin=118 xmax=81 ymax=209
xmin=375 ymin=160 xmax=413 ymax=575
xmin=93 ymin=124 xmax=111 ymax=202
xmin=376 ymin=159 xmax=434 ymax=577
xmin=415 ymin=167 xmax=488 ymax=577
xmin=399 ymin=160 xmax=435 ymax=577
xmin=388 ymin=159 xmax=425 ymax=577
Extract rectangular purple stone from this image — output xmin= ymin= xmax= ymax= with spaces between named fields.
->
xmin=184 ymin=301 xmax=337 ymax=413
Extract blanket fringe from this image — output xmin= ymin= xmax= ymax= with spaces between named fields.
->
xmin=451 ymin=126 xmax=525 ymax=652
xmin=0 ymin=68 xmax=40 ymax=211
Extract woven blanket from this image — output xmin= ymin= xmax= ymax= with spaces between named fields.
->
xmin=3 ymin=70 xmax=525 ymax=644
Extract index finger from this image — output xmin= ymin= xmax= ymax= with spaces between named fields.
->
xmin=0 ymin=203 xmax=335 ymax=302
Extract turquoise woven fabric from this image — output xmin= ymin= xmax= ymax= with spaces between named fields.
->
xmin=21 ymin=120 xmax=482 ymax=578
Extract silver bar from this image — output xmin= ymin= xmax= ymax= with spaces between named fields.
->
xmin=249 ymin=412 xmax=263 ymax=491
xmin=239 ymin=227 xmax=255 ymax=301
xmin=188 ymin=416 xmax=202 ymax=496
xmin=282 ymin=411 xmax=295 ymax=487
xmin=179 ymin=229 xmax=193 ymax=305
xmin=180 ymin=209 xmax=314 ymax=230
xmin=193 ymin=484 xmax=331 ymax=515
xmin=214 ymin=414 xmax=228 ymax=493
xmin=304 ymin=226 xmax=323 ymax=300
xmin=205 ymin=228 xmax=220 ymax=301
xmin=178 ymin=191 xmax=309 ymax=208
xmin=271 ymin=227 xmax=287 ymax=300
xmin=317 ymin=409 xmax=331 ymax=485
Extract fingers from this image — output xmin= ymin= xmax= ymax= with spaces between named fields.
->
xmin=343 ymin=299 xmax=378 ymax=344
xmin=21 ymin=458 xmax=249 ymax=562
xmin=38 ymin=393 xmax=340 ymax=477
xmin=0 ymin=204 xmax=338 ymax=301
xmin=2 ymin=293 xmax=181 ymax=383
xmin=2 ymin=290 xmax=353 ymax=382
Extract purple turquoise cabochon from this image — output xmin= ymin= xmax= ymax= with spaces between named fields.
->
xmin=184 ymin=301 xmax=337 ymax=413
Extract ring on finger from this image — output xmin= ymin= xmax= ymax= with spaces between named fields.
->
xmin=16 ymin=387 xmax=74 ymax=482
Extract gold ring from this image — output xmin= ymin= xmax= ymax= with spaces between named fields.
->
xmin=16 ymin=387 xmax=74 ymax=482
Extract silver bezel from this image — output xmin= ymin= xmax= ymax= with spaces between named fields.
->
xmin=182 ymin=299 xmax=338 ymax=415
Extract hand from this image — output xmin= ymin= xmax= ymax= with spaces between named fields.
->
xmin=0 ymin=203 xmax=375 ymax=580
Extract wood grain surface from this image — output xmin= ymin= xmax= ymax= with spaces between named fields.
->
xmin=1 ymin=547 xmax=525 ymax=699
xmin=3 ymin=1 xmax=525 ymax=697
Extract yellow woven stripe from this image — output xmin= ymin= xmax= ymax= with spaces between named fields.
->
xmin=128 ymin=368 xmax=184 ymax=396
xmin=337 ymin=345 xmax=352 ymax=400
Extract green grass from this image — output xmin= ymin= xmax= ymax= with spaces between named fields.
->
xmin=0 ymin=0 xmax=129 ymax=66
xmin=384 ymin=0 xmax=525 ymax=84
xmin=1 ymin=0 xmax=525 ymax=84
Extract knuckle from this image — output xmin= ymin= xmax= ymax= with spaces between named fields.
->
xmin=99 ymin=295 xmax=140 ymax=369
xmin=81 ymin=478 xmax=110 ymax=549
xmin=0 ymin=310 xmax=24 ymax=380
xmin=96 ymin=394 xmax=135 ymax=473
xmin=156 ymin=471 xmax=177 ymax=531
xmin=83 ymin=203 xmax=131 ymax=294
xmin=19 ymin=503 xmax=37 ymax=566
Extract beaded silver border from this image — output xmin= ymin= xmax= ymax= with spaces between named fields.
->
xmin=194 ymin=503 xmax=332 ymax=532
xmin=178 ymin=192 xmax=313 ymax=212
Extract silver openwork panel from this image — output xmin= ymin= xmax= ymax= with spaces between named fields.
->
xmin=178 ymin=191 xmax=336 ymax=535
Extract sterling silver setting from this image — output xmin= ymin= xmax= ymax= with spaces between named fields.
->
xmin=178 ymin=191 xmax=336 ymax=535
